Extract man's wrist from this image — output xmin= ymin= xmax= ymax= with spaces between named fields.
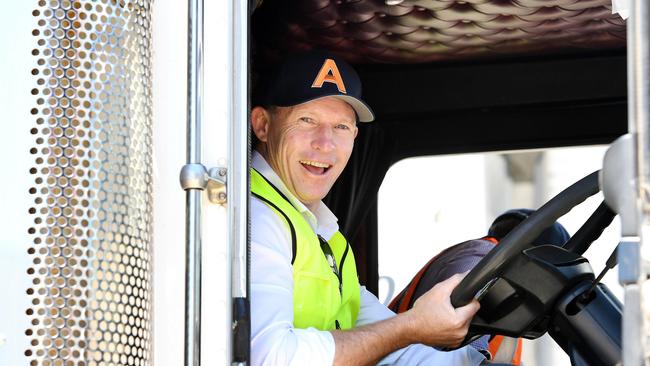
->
xmin=394 ymin=310 xmax=420 ymax=346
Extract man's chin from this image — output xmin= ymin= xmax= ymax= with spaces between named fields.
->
xmin=297 ymin=190 xmax=332 ymax=207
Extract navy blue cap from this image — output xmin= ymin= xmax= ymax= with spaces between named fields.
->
xmin=263 ymin=51 xmax=375 ymax=122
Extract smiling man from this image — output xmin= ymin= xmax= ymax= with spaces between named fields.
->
xmin=249 ymin=52 xmax=485 ymax=366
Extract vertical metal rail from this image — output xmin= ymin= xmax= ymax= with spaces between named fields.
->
xmin=630 ymin=0 xmax=650 ymax=208
xmin=185 ymin=0 xmax=204 ymax=365
xmin=229 ymin=0 xmax=250 ymax=364
xmin=624 ymin=1 xmax=650 ymax=365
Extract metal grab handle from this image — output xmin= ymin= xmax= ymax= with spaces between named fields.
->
xmin=184 ymin=0 xmax=204 ymax=365
xmin=180 ymin=163 xmax=228 ymax=204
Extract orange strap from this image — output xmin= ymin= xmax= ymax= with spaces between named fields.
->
xmin=488 ymin=335 xmax=503 ymax=360
xmin=393 ymin=255 xmax=438 ymax=313
xmin=488 ymin=335 xmax=523 ymax=365
xmin=483 ymin=236 xmax=498 ymax=245
xmin=513 ymin=338 xmax=523 ymax=365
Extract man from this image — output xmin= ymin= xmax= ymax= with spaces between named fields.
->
xmin=250 ymin=51 xmax=485 ymax=365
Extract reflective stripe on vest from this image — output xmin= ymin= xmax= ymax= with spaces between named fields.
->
xmin=251 ymin=168 xmax=360 ymax=330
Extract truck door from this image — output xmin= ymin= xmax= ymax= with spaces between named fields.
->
xmin=0 ymin=1 xmax=250 ymax=365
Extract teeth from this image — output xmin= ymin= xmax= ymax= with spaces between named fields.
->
xmin=300 ymin=160 xmax=330 ymax=168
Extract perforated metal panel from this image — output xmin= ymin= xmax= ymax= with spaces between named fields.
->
xmin=26 ymin=1 xmax=153 ymax=365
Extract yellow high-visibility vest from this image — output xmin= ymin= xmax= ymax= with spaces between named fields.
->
xmin=251 ymin=168 xmax=360 ymax=330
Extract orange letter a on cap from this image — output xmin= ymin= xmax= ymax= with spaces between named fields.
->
xmin=311 ymin=59 xmax=347 ymax=94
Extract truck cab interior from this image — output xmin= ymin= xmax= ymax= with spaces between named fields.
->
xmin=251 ymin=1 xmax=628 ymax=365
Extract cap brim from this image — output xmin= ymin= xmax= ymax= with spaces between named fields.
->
xmin=330 ymin=95 xmax=375 ymax=123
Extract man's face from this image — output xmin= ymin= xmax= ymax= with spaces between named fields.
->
xmin=253 ymin=97 xmax=358 ymax=211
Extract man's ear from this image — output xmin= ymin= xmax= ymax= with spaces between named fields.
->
xmin=251 ymin=106 xmax=270 ymax=143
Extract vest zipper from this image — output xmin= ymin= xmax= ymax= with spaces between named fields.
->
xmin=317 ymin=235 xmax=342 ymax=294
xmin=319 ymin=235 xmax=347 ymax=330
xmin=338 ymin=241 xmax=350 ymax=296
xmin=335 ymin=240 xmax=350 ymax=329
xmin=334 ymin=242 xmax=351 ymax=330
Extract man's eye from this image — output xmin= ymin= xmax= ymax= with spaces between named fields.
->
xmin=299 ymin=117 xmax=314 ymax=124
xmin=336 ymin=124 xmax=351 ymax=130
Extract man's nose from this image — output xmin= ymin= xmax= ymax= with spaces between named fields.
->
xmin=311 ymin=124 xmax=336 ymax=151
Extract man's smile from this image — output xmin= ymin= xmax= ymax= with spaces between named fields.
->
xmin=299 ymin=160 xmax=332 ymax=175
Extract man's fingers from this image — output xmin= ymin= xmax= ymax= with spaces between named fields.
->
xmin=435 ymin=273 xmax=465 ymax=294
xmin=455 ymin=299 xmax=480 ymax=320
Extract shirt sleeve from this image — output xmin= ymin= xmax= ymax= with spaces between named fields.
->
xmin=250 ymin=198 xmax=336 ymax=366
xmin=356 ymin=287 xmax=487 ymax=366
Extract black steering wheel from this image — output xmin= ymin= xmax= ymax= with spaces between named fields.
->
xmin=446 ymin=170 xmax=623 ymax=364
xmin=450 ymin=170 xmax=601 ymax=308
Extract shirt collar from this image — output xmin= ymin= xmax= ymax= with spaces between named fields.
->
xmin=252 ymin=150 xmax=339 ymax=239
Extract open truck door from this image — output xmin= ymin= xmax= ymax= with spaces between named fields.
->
xmin=0 ymin=0 xmax=251 ymax=365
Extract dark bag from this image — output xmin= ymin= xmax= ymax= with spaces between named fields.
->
xmin=388 ymin=237 xmax=522 ymax=365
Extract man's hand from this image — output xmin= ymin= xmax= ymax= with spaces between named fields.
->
xmin=331 ymin=272 xmax=480 ymax=365
xmin=404 ymin=273 xmax=480 ymax=348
